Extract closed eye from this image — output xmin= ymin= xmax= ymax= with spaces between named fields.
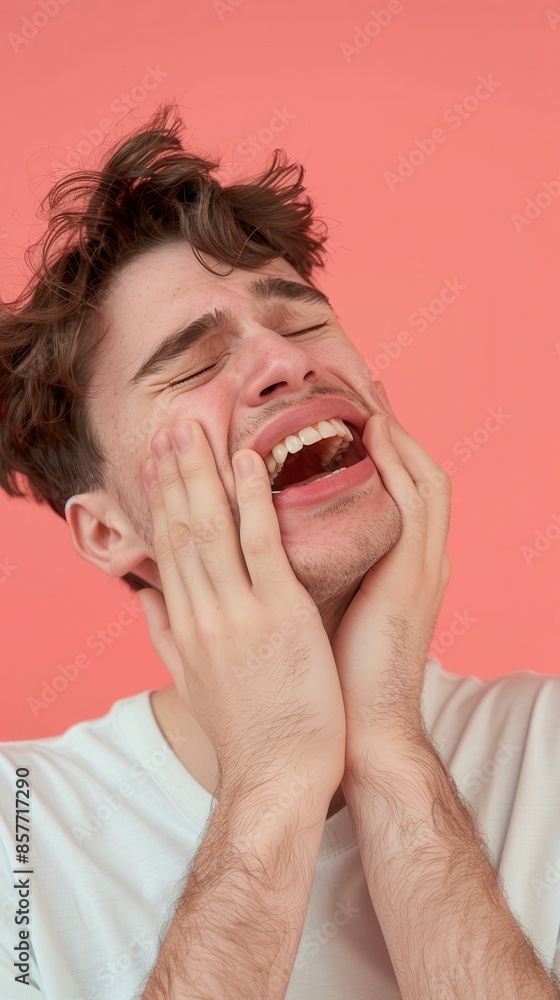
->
xmin=168 ymin=322 xmax=329 ymax=388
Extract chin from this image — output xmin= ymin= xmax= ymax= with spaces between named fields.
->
xmin=284 ymin=488 xmax=402 ymax=609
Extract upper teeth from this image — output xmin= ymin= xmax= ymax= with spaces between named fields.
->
xmin=264 ymin=418 xmax=353 ymax=485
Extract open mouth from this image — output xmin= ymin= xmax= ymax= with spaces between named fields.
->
xmin=270 ymin=423 xmax=368 ymax=493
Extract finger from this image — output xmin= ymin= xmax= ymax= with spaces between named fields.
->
xmin=380 ymin=415 xmax=451 ymax=561
xmin=143 ymin=454 xmax=199 ymax=629
xmin=232 ymin=448 xmax=304 ymax=602
xmin=150 ymin=431 xmax=219 ymax=622
xmin=138 ymin=587 xmax=175 ymax=662
xmin=138 ymin=587 xmax=171 ymax=640
xmin=373 ymin=418 xmax=450 ymax=573
xmin=366 ymin=385 xmax=451 ymax=576
xmin=169 ymin=419 xmax=253 ymax=612
xmin=365 ymin=413 xmax=428 ymax=566
xmin=373 ymin=381 xmax=398 ymax=419
xmin=371 ymin=383 xmax=444 ymax=488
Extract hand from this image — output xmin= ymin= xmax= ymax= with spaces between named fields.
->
xmin=331 ymin=383 xmax=451 ymax=752
xmin=138 ymin=418 xmax=347 ymax=805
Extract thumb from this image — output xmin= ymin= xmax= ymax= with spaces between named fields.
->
xmin=373 ymin=381 xmax=397 ymax=420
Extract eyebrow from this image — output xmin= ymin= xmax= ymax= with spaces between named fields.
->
xmin=125 ymin=275 xmax=333 ymax=389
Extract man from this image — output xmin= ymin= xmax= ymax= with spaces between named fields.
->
xmin=0 ymin=102 xmax=559 ymax=999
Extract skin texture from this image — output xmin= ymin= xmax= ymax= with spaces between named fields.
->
xmin=65 ymin=242 xmax=402 ymax=818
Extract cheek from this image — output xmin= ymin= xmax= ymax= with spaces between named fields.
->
xmin=336 ymin=348 xmax=384 ymax=411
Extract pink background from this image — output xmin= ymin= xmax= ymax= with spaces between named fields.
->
xmin=1 ymin=0 xmax=559 ymax=741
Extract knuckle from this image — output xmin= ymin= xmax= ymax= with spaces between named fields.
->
xmin=190 ymin=512 xmax=228 ymax=546
xmin=168 ymin=518 xmax=193 ymax=551
xmin=246 ymin=541 xmax=284 ymax=581
xmin=242 ymin=531 xmax=272 ymax=558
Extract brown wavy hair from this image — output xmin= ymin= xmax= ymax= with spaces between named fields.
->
xmin=0 ymin=101 xmax=330 ymax=593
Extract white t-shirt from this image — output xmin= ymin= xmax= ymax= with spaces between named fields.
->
xmin=0 ymin=658 xmax=559 ymax=1000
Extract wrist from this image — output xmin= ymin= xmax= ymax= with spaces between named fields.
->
xmin=216 ymin=771 xmax=333 ymax=848
xmin=344 ymin=724 xmax=428 ymax=782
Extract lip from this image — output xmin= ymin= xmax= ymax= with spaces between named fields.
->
xmin=246 ymin=397 xmax=371 ymax=460
xmin=272 ymin=453 xmax=378 ymax=510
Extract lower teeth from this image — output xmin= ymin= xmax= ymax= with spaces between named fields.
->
xmin=271 ymin=467 xmax=347 ymax=495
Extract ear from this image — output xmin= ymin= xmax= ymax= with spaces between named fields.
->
xmin=64 ymin=490 xmax=154 ymax=581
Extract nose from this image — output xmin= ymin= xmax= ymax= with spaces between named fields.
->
xmin=240 ymin=326 xmax=321 ymax=403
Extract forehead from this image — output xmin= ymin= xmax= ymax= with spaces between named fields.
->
xmin=94 ymin=242 xmax=304 ymax=390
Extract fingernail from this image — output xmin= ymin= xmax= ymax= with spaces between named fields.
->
xmin=171 ymin=421 xmax=193 ymax=453
xmin=236 ymin=453 xmax=254 ymax=477
xmin=382 ymin=417 xmax=392 ymax=441
xmin=142 ymin=458 xmax=157 ymax=490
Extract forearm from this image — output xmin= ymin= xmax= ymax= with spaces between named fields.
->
xmin=140 ymin=780 xmax=328 ymax=1000
xmin=342 ymin=733 xmax=560 ymax=1000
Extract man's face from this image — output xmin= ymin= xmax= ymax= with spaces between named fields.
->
xmin=86 ymin=241 xmax=402 ymax=616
